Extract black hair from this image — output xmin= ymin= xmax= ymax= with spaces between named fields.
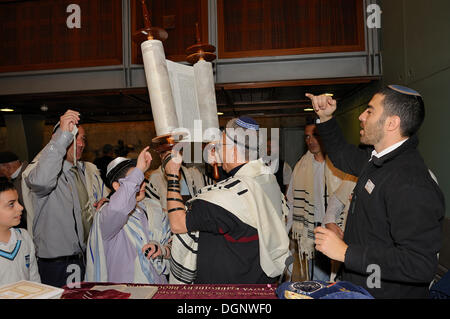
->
xmin=377 ymin=86 xmax=425 ymax=137
xmin=0 ymin=177 xmax=16 ymax=193
xmin=305 ymin=116 xmax=317 ymax=127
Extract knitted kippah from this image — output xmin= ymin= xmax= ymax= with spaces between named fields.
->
xmin=388 ymin=85 xmax=421 ymax=97
xmin=235 ymin=116 xmax=259 ymax=131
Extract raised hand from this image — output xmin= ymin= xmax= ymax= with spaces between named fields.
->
xmin=305 ymin=93 xmax=337 ymax=122
xmin=60 ymin=109 xmax=80 ymax=133
xmin=163 ymin=149 xmax=183 ymax=179
xmin=205 ymin=142 xmax=219 ymax=166
xmin=136 ymin=146 xmax=152 ymax=173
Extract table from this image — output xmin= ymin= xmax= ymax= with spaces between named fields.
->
xmin=61 ymin=282 xmax=278 ymax=299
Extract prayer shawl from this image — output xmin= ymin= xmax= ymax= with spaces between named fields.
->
xmin=291 ymin=151 xmax=356 ymax=260
xmin=146 ymin=165 xmax=212 ymax=211
xmin=170 ymin=159 xmax=291 ymax=284
xmin=20 ymin=151 xmax=42 ymax=238
xmin=146 ymin=165 xmax=211 ymax=284
xmin=21 ymin=152 xmax=108 ymax=239
xmin=85 ymin=197 xmax=170 ymax=283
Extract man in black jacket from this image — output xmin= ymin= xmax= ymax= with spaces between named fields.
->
xmin=306 ymin=85 xmax=445 ymax=299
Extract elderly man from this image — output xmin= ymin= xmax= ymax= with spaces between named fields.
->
xmin=164 ymin=117 xmax=290 ymax=284
xmin=307 ymin=86 xmax=445 ymax=298
xmin=23 ymin=109 xmax=108 ymax=287
xmin=0 ymin=152 xmax=28 ymax=229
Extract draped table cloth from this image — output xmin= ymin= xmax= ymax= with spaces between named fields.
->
xmin=61 ymin=282 xmax=278 ymax=299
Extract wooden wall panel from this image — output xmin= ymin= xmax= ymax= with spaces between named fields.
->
xmin=131 ymin=0 xmax=209 ymax=64
xmin=0 ymin=0 xmax=123 ymax=73
xmin=218 ymin=0 xmax=365 ymax=58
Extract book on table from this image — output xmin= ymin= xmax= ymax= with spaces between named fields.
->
xmin=0 ymin=280 xmax=64 ymax=299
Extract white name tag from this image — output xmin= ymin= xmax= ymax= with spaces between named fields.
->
xmin=365 ymin=179 xmax=375 ymax=194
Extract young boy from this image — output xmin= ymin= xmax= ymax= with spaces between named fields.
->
xmin=85 ymin=147 xmax=171 ymax=284
xmin=0 ymin=179 xmax=40 ymax=285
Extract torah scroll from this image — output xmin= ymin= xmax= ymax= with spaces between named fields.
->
xmin=141 ymin=39 xmax=179 ymax=137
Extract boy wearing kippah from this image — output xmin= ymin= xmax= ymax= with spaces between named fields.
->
xmin=85 ymin=147 xmax=171 ymax=284
xmin=0 ymin=179 xmax=40 ymax=285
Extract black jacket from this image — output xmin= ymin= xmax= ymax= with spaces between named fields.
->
xmin=317 ymin=118 xmax=445 ymax=299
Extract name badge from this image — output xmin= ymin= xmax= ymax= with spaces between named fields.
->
xmin=365 ymin=179 xmax=375 ymax=194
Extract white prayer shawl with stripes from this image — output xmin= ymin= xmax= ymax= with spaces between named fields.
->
xmin=291 ymin=151 xmax=352 ymax=260
xmin=146 ymin=165 xmax=212 ymax=212
xmin=170 ymin=159 xmax=290 ymax=284
xmin=146 ymin=165 xmax=211 ymax=284
xmin=85 ymin=197 xmax=170 ymax=283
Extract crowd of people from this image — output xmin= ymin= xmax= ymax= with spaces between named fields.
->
xmin=0 ymin=85 xmax=445 ymax=299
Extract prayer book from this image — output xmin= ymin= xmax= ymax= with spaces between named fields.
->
xmin=0 ymin=280 xmax=64 ymax=299
xmin=92 ymin=284 xmax=158 ymax=299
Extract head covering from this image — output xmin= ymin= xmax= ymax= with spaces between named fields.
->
xmin=225 ymin=116 xmax=260 ymax=151
xmin=0 ymin=151 xmax=19 ymax=164
xmin=106 ymin=157 xmax=137 ymax=189
xmin=235 ymin=116 xmax=259 ymax=131
xmin=388 ymin=85 xmax=421 ymax=97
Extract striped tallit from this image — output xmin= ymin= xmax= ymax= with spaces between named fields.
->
xmin=169 ymin=159 xmax=291 ymax=284
xmin=146 ymin=165 xmax=212 ymax=284
xmin=85 ymin=198 xmax=170 ymax=283
xmin=291 ymin=151 xmax=351 ymax=260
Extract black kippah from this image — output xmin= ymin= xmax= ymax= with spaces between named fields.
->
xmin=0 ymin=151 xmax=19 ymax=164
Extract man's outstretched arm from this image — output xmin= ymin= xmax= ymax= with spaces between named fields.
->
xmin=305 ymin=94 xmax=370 ymax=176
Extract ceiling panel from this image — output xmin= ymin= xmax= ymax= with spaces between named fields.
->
xmin=0 ymin=77 xmax=380 ymax=126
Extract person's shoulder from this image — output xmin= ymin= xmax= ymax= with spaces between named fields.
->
xmin=194 ymin=177 xmax=249 ymax=213
xmin=148 ymin=167 xmax=164 ymax=181
xmin=83 ymin=161 xmax=102 ymax=174
xmin=292 ymin=152 xmax=311 ymax=171
xmin=184 ymin=165 xmax=205 ymax=176
xmin=190 ymin=197 xmax=234 ymax=218
xmin=13 ymin=228 xmax=33 ymax=242
xmin=390 ymin=149 xmax=427 ymax=175
xmin=284 ymin=161 xmax=292 ymax=170
xmin=20 ymin=161 xmax=29 ymax=172
xmin=386 ymin=152 xmax=439 ymax=190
